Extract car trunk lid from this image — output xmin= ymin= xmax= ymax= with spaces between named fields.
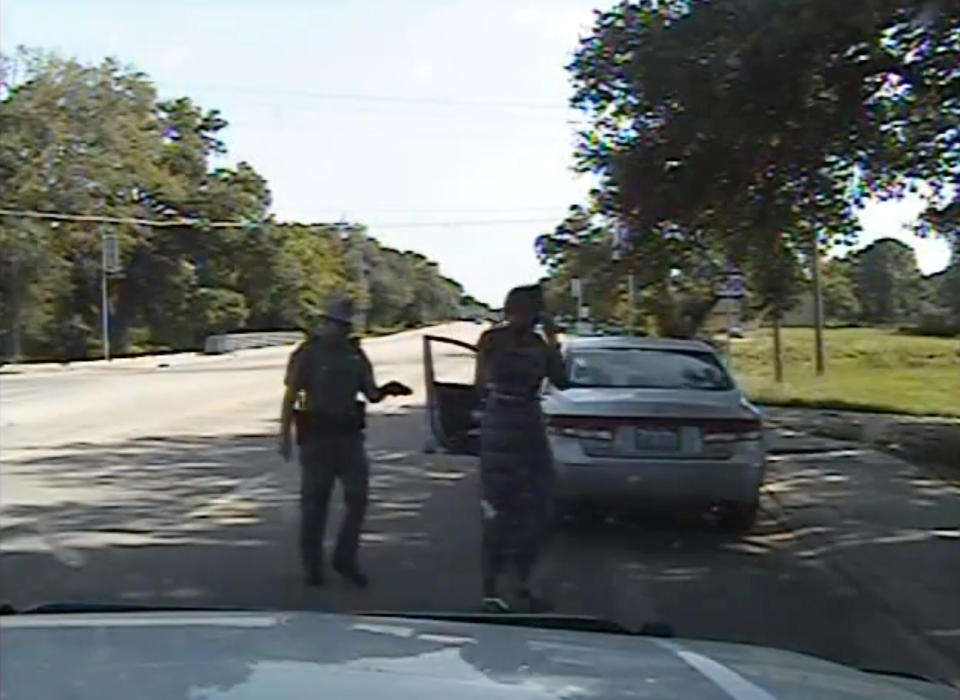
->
xmin=544 ymin=388 xmax=761 ymax=459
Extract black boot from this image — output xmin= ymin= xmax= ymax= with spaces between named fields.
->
xmin=333 ymin=560 xmax=369 ymax=589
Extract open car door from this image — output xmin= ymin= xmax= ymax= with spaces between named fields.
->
xmin=422 ymin=335 xmax=480 ymax=455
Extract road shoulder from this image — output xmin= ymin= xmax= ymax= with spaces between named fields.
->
xmin=762 ymin=420 xmax=960 ymax=686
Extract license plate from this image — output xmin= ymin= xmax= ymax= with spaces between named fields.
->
xmin=635 ymin=429 xmax=679 ymax=451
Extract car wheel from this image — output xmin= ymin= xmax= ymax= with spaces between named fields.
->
xmin=718 ymin=500 xmax=758 ymax=532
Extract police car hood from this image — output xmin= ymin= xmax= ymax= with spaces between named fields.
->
xmin=1 ymin=610 xmax=954 ymax=699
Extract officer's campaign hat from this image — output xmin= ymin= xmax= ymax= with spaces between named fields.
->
xmin=321 ymin=295 xmax=356 ymax=326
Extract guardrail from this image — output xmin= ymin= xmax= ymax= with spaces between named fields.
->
xmin=203 ymin=331 xmax=304 ymax=355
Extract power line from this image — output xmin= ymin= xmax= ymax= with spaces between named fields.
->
xmin=309 ymin=206 xmax=565 ymax=214
xmin=0 ymin=208 xmax=257 ymax=229
xmin=369 ymin=217 xmax=557 ymax=228
xmin=171 ymin=82 xmax=572 ymax=112
xmin=0 ymin=208 xmax=560 ymax=230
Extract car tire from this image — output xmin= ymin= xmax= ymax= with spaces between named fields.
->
xmin=718 ymin=500 xmax=758 ymax=532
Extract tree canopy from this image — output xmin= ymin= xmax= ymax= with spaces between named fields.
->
xmin=539 ymin=0 xmax=958 ymax=336
xmin=851 ymin=238 xmax=923 ymax=323
xmin=822 ymin=237 xmax=959 ymax=329
xmin=0 ymin=50 xmax=465 ymax=360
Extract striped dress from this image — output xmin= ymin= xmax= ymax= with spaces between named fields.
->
xmin=476 ymin=325 xmax=566 ymax=587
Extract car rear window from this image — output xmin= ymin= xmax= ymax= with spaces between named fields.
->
xmin=567 ymin=348 xmax=733 ymax=391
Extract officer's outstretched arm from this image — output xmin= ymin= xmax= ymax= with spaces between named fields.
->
xmin=358 ymin=349 xmax=412 ymax=402
xmin=359 ymin=349 xmax=386 ymax=403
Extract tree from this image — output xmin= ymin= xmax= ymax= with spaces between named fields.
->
xmin=822 ymin=259 xmax=862 ymax=324
xmin=747 ymin=231 xmax=808 ymax=381
xmin=850 ymin=238 xmax=922 ymax=324
xmin=1 ymin=50 xmax=167 ymax=357
xmin=918 ymin=197 xmax=960 ymax=325
xmin=558 ymin=0 xmax=959 ymax=339
xmin=0 ymin=49 xmax=467 ymax=359
xmin=536 ymin=201 xmax=727 ymax=337
xmin=942 ymin=264 xmax=960 ymax=326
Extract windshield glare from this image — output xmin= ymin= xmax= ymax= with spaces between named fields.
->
xmin=568 ymin=349 xmax=733 ymax=391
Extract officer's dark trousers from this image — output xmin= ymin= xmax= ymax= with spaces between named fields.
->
xmin=298 ymin=432 xmax=369 ymax=574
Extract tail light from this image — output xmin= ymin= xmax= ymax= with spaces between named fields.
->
xmin=547 ymin=416 xmax=615 ymax=441
xmin=703 ymin=419 xmax=763 ymax=444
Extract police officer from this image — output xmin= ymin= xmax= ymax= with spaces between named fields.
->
xmin=279 ymin=295 xmax=411 ymax=587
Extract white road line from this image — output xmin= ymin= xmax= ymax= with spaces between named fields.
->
xmin=653 ymin=639 xmax=777 ymax=700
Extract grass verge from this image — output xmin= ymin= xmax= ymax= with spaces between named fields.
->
xmin=730 ymin=327 xmax=960 ymax=418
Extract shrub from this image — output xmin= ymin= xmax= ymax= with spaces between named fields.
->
xmin=899 ymin=310 xmax=960 ymax=338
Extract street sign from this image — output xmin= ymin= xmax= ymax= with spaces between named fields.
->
xmin=611 ymin=222 xmax=630 ymax=261
xmin=571 ymin=278 xmax=582 ymax=298
xmin=717 ymin=274 xmax=746 ymax=299
xmin=102 ymin=233 xmax=121 ymax=274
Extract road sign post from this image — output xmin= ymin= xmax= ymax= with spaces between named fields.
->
xmin=101 ymin=232 xmax=121 ymax=361
xmin=571 ymin=278 xmax=584 ymax=334
xmin=716 ymin=272 xmax=745 ymax=360
xmin=101 ymin=234 xmax=109 ymax=361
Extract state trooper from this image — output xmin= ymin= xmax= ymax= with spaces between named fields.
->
xmin=279 ymin=295 xmax=411 ymax=587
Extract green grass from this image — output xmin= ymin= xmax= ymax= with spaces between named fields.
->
xmin=730 ymin=328 xmax=960 ymax=418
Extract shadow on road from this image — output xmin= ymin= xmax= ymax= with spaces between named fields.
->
xmin=759 ymin=447 xmax=960 ymax=683
xmin=3 ymin=408 xmax=959 ymax=685
xmin=0 ymin=407 xmax=474 ymax=613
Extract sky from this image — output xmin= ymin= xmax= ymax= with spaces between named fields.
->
xmin=2 ymin=0 xmax=953 ymax=304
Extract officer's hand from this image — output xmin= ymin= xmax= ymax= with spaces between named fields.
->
xmin=381 ymin=380 xmax=413 ymax=397
xmin=279 ymin=433 xmax=293 ymax=462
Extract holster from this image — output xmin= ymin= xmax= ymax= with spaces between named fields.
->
xmin=294 ymin=402 xmax=366 ymax=444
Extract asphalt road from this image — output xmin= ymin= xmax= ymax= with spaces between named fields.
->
xmin=2 ymin=322 xmax=959 ymax=688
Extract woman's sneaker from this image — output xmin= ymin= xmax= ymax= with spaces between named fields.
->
xmin=482 ymin=597 xmax=511 ymax=613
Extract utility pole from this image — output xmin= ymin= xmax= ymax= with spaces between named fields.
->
xmin=811 ymin=228 xmax=825 ymax=375
xmin=10 ymin=245 xmax=22 ymax=361
xmin=101 ymin=230 xmax=120 ymax=361
xmin=101 ymin=253 xmax=110 ymax=361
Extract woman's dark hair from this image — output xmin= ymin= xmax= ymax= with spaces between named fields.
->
xmin=503 ymin=284 xmax=543 ymax=318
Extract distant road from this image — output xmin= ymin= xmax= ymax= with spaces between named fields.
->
xmin=0 ymin=322 xmax=482 ymax=454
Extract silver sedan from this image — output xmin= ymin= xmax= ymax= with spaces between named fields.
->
xmin=544 ymin=336 xmax=765 ymax=530
xmin=422 ymin=334 xmax=765 ymax=530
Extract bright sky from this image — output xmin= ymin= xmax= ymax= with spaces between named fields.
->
xmin=2 ymin=0 xmax=952 ymax=304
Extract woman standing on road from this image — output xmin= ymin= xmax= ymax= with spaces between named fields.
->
xmin=474 ymin=284 xmax=568 ymax=612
